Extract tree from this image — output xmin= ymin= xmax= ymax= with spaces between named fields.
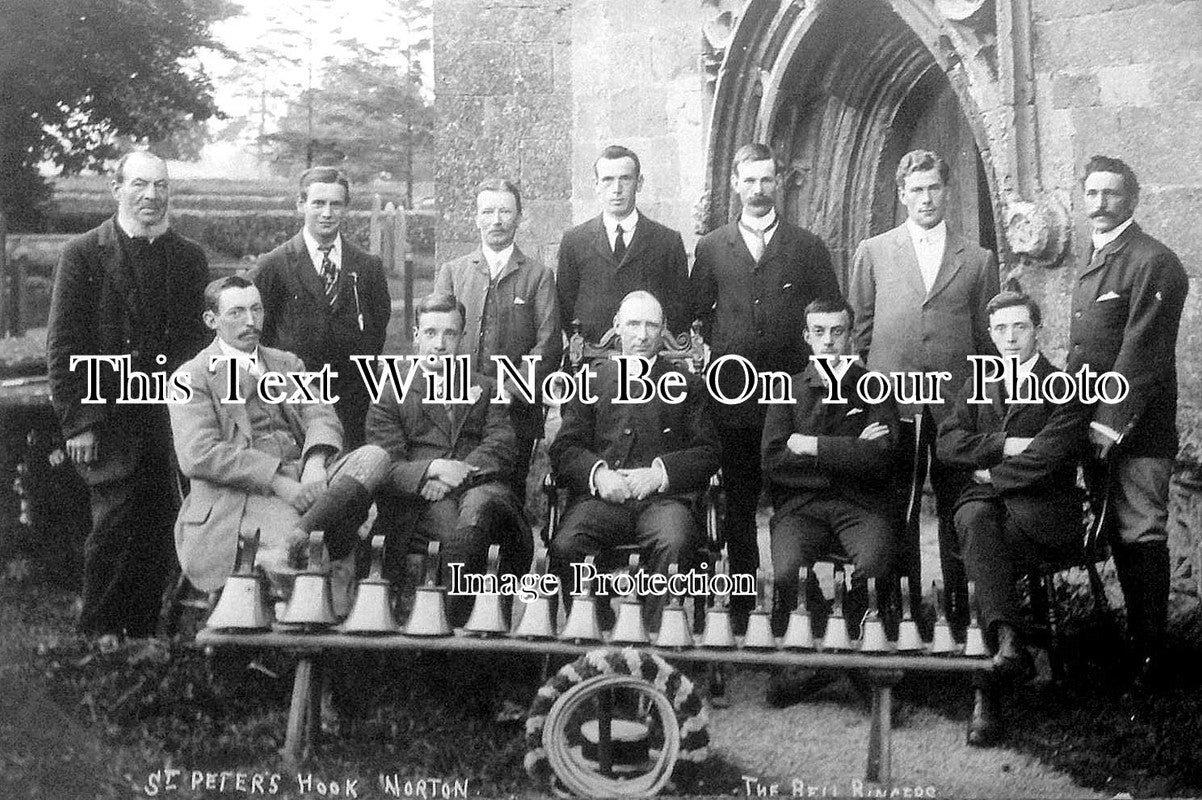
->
xmin=0 ymin=0 xmax=236 ymax=228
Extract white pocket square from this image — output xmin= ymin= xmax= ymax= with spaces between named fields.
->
xmin=513 ymin=297 xmax=527 ymax=305
xmin=845 ymin=407 xmax=864 ymax=416
xmin=782 ymin=282 xmax=794 ymax=290
xmin=1096 ymin=291 xmax=1121 ymax=302
xmin=662 ymin=427 xmax=673 ymax=434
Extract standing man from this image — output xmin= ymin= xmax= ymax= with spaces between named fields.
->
xmin=848 ymin=149 xmax=999 ymax=628
xmin=1067 ymin=155 xmax=1188 ymax=682
xmin=434 ymin=178 xmax=560 ymax=504
xmin=251 ymin=167 xmax=391 ymax=449
xmin=557 ymin=145 xmax=691 ymax=341
xmin=47 ymin=151 xmax=210 ymax=640
xmin=691 ymin=143 xmax=841 ymax=626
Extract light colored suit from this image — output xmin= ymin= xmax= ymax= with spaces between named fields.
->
xmin=169 ymin=339 xmax=343 ymax=592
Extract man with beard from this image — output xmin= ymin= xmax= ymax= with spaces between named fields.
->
xmin=48 ymin=151 xmax=210 ymax=641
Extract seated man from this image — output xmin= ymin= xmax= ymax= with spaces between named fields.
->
xmin=366 ymin=293 xmax=530 ymax=627
xmin=549 ymin=290 xmax=719 ymax=631
xmin=937 ymin=290 xmax=1090 ymax=744
xmin=170 ymin=276 xmax=389 ymax=612
xmin=762 ymin=297 xmax=899 ymax=639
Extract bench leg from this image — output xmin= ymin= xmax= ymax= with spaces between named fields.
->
xmin=865 ymin=669 xmax=903 ymax=785
xmin=283 ymin=655 xmax=323 ymax=771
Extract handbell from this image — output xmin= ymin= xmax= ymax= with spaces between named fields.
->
xmin=341 ymin=535 xmax=400 ymax=635
xmin=821 ymin=568 xmax=852 ymax=652
xmin=859 ymin=581 xmax=889 ymax=653
xmin=929 ymin=580 xmax=956 ymax=655
xmin=559 ymin=555 xmax=603 ymax=644
xmin=205 ymin=529 xmax=270 ymax=632
xmin=403 ymin=541 xmax=452 ymax=637
xmin=279 ymin=532 xmax=338 ymax=628
xmin=741 ymin=571 xmax=776 ymax=650
xmin=700 ymin=560 xmax=735 ymax=649
xmin=654 ymin=564 xmax=693 ymax=650
xmin=464 ymin=545 xmax=508 ymax=637
xmin=512 ymin=549 xmax=556 ymax=640
xmin=895 ymin=575 xmax=924 ymax=653
xmin=609 ymin=555 xmax=649 ymax=645
xmin=782 ymin=566 xmax=816 ymax=650
xmin=962 ymin=580 xmax=989 ymax=658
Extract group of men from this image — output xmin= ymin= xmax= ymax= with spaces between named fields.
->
xmin=48 ymin=142 xmax=1186 ymax=745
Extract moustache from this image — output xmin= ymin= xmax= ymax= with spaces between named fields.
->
xmin=1090 ymin=210 xmax=1114 ymax=218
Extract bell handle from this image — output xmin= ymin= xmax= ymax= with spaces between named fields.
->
xmin=486 ymin=544 xmax=501 ymax=576
xmin=368 ymin=534 xmax=386 ymax=580
xmin=425 ymin=540 xmax=441 ymax=586
xmin=308 ymin=531 xmax=326 ymax=570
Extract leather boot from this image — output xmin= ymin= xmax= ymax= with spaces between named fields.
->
xmin=298 ymin=476 xmax=373 ymax=560
xmin=967 ymin=679 xmax=1002 ymax=747
xmin=1117 ymin=542 xmax=1170 ymax=685
xmin=992 ymin=622 xmax=1035 ymax=684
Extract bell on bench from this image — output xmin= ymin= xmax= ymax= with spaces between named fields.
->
xmin=929 ymin=580 xmax=956 ymax=655
xmin=464 ymin=545 xmax=509 ymax=637
xmin=821 ymin=567 xmax=852 ymax=652
xmin=341 ymin=535 xmax=399 ymax=635
xmin=741 ymin=571 xmax=776 ymax=650
xmin=205 ymin=529 xmax=271 ymax=632
xmin=654 ymin=563 xmax=693 ymax=650
xmin=782 ymin=566 xmax=816 ymax=650
xmin=279 ymin=532 xmax=338 ymax=629
xmin=610 ymin=555 xmax=649 ymax=645
xmin=895 ymin=575 xmax=924 ymax=653
xmin=700 ymin=560 xmax=735 ymax=649
xmin=403 ymin=541 xmax=452 ymax=637
xmin=962 ymin=581 xmax=989 ymax=658
xmin=860 ymin=580 xmax=889 ymax=654
xmin=513 ymin=549 xmax=556 ymax=640
xmin=560 ymin=555 xmax=603 ymax=644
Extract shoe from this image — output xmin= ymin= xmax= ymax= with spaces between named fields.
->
xmin=765 ymin=667 xmax=834 ymax=708
xmin=966 ymin=687 xmax=1002 ymax=747
xmin=992 ymin=624 xmax=1035 ymax=684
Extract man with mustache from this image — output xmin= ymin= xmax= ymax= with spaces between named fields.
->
xmin=848 ymin=149 xmax=1000 ymax=633
xmin=433 ymin=178 xmax=560 ymax=505
xmin=169 ymin=276 xmax=389 ymax=612
xmin=251 ymin=167 xmax=391 ymax=449
xmin=1067 ymin=155 xmax=1188 ymax=684
xmin=48 ymin=151 xmax=210 ymax=641
xmin=691 ymin=143 xmax=841 ymax=629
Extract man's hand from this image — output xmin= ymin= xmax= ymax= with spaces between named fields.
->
xmin=66 ymin=430 xmax=99 ymax=466
xmin=786 ymin=433 xmax=818 ymax=456
xmin=420 ymin=478 xmax=453 ymax=502
xmin=271 ymin=474 xmax=310 ymax=513
xmin=618 ymin=467 xmax=662 ymax=501
xmin=594 ymin=468 xmax=632 ymax=504
xmin=427 ymin=459 xmax=479 ymax=489
xmin=858 ymin=422 xmax=890 ymax=441
xmin=1003 ymin=437 xmax=1034 ymax=457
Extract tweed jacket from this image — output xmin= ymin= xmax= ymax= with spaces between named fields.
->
xmin=556 ymin=213 xmax=691 ymax=341
xmin=169 ymin=339 xmax=344 ymax=590
xmin=47 ymin=216 xmax=210 ymax=485
xmin=848 ymin=223 xmax=999 ymax=423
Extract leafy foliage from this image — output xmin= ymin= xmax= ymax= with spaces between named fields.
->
xmin=0 ymin=0 xmax=236 ymax=227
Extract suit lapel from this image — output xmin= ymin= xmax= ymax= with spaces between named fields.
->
xmin=617 ymin=216 xmax=648 ymax=269
xmin=260 ymin=348 xmax=305 ymax=439
xmin=289 ymin=233 xmax=328 ymax=303
xmin=203 ymin=340 xmax=254 ymax=442
xmin=723 ymin=222 xmax=757 ymax=272
xmin=98 ymin=219 xmax=139 ymax=320
xmin=1082 ymin=222 xmax=1138 ymax=278
xmin=926 ymin=237 xmax=966 ymax=304
xmin=890 ymin=227 xmax=928 ymax=300
xmin=590 ymin=216 xmax=618 ymax=267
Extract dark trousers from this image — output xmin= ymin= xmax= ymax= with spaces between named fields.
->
xmin=955 ymin=497 xmax=1078 ymax=643
xmin=79 ymin=451 xmax=181 ymax=637
xmin=549 ymin=496 xmax=698 ymax=631
xmin=333 ymin=378 xmax=370 ymax=450
xmin=769 ymin=496 xmax=894 ymax=636
xmin=716 ymin=421 xmax=763 ymax=612
xmin=912 ymin=406 xmax=971 ymax=623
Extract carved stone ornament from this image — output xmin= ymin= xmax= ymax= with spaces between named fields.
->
xmin=1003 ymin=195 xmax=1071 ymax=269
xmin=693 ymin=188 xmax=712 ymax=236
xmin=701 ymin=0 xmax=742 ymax=85
xmin=934 ymin=0 xmax=991 ymax=23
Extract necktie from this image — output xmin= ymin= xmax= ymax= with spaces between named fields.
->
xmin=613 ymin=224 xmax=626 ymax=261
xmin=318 ymin=243 xmax=338 ymax=306
xmin=740 ymin=221 xmax=774 ymax=262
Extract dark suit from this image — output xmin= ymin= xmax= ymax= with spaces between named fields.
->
xmin=557 ymin=214 xmax=691 ymax=341
xmin=937 ymin=355 xmax=1090 ymax=637
xmin=366 ymin=373 xmax=529 ymax=626
xmin=47 ymin=217 xmax=210 ymax=636
xmin=848 ymin=222 xmax=1000 ymax=621
xmin=762 ymin=362 xmax=900 ymax=633
xmin=549 ymin=358 xmax=719 ymax=627
xmin=251 ymin=232 xmax=391 ymax=448
xmin=690 ymin=218 xmax=840 ymax=605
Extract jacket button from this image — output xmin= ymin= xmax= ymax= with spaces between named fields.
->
xmin=623 ymin=428 xmax=632 ymax=435
xmin=613 ymin=459 xmax=622 ymax=467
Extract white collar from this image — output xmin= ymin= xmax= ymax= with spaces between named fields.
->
xmin=213 ymin=337 xmax=262 ymax=373
xmin=739 ymin=207 xmax=777 ymax=233
xmin=1017 ymin=352 xmax=1039 ymax=376
xmin=603 ymin=208 xmax=639 ymax=235
xmin=116 ymin=213 xmax=169 ymax=243
xmin=1092 ymin=217 xmax=1135 ymax=252
xmin=303 ymin=227 xmax=341 ymax=262
xmin=482 ymin=243 xmax=515 ymax=271
xmin=906 ymin=218 xmax=947 ymax=245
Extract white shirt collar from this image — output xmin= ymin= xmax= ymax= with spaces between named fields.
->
xmin=303 ymin=227 xmax=342 ymax=273
xmin=116 ymin=213 xmax=169 ymax=243
xmin=1092 ymin=216 xmax=1135 ymax=252
xmin=739 ymin=207 xmax=777 ymax=233
xmin=906 ymin=218 xmax=947 ymax=247
xmin=1017 ymin=352 xmax=1039 ymax=376
xmin=482 ymin=243 xmax=515 ymax=278
xmin=214 ymin=337 xmax=262 ymax=375
xmin=603 ymin=208 xmax=639 ymax=237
